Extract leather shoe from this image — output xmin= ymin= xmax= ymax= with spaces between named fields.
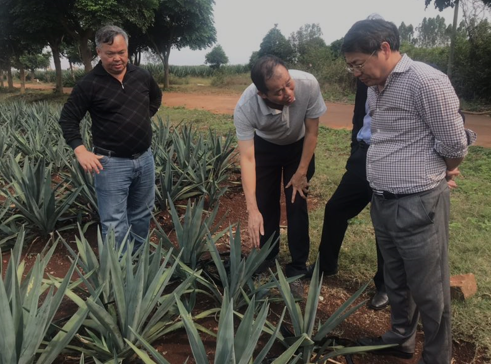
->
xmin=304 ymin=264 xmax=337 ymax=279
xmin=356 ymin=336 xmax=414 ymax=359
xmin=368 ymin=290 xmax=389 ymax=310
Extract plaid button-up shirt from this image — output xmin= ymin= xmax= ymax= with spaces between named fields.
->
xmin=367 ymin=54 xmax=476 ymax=194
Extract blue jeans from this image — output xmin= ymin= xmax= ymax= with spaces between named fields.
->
xmin=94 ymin=149 xmax=155 ymax=250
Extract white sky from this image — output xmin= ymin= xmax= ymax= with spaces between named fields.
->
xmin=169 ymin=0 xmax=460 ymax=65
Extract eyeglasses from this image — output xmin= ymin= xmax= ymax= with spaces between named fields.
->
xmin=346 ymin=51 xmax=376 ymax=74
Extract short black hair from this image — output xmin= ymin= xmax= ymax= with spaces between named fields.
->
xmin=250 ymin=55 xmax=287 ymax=94
xmin=341 ymin=19 xmax=400 ymax=55
xmin=95 ymin=25 xmax=129 ymax=49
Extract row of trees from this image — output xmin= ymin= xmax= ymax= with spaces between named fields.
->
xmin=0 ymin=0 xmax=217 ymax=92
xmin=240 ymin=0 xmax=491 ymax=103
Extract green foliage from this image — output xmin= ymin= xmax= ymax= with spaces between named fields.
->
xmin=416 ymin=15 xmax=452 ymax=47
xmin=205 ymin=44 xmax=229 ymax=69
xmin=154 ymin=196 xmax=228 ymax=270
xmin=256 ymin=24 xmax=295 ymax=64
xmin=0 ymin=228 xmax=89 ymax=364
xmin=62 ymin=229 xmax=196 ymax=362
xmin=202 ymin=227 xmax=277 ymax=308
xmin=272 ymin=261 xmax=375 ymax=362
xmin=398 ymin=22 xmax=415 ymax=44
xmin=0 ymin=157 xmax=81 ymax=237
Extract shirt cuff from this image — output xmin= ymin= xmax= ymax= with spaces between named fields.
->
xmin=434 ymin=129 xmax=477 ymax=158
xmin=68 ymin=139 xmax=84 ymax=151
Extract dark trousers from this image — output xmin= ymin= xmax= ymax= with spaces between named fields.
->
xmin=254 ymin=134 xmax=314 ymax=277
xmin=318 ymin=144 xmax=385 ymax=290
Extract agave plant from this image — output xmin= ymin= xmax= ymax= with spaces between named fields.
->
xmin=63 ymin=157 xmax=98 ymax=216
xmin=201 ymin=226 xmax=277 ymax=308
xmin=154 ymin=145 xmax=201 ymax=211
xmin=0 ymin=196 xmax=25 ymax=249
xmin=62 ymin=229 xmax=197 ymax=362
xmin=272 ymin=261 xmax=393 ymax=363
xmin=0 ymin=156 xmax=81 ymax=237
xmin=127 ymin=291 xmax=306 ymax=364
xmin=153 ymin=196 xmax=228 ymax=270
xmin=0 ymin=228 xmax=89 ymax=364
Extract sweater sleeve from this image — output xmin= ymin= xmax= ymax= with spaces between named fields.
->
xmin=59 ymin=82 xmax=91 ymax=150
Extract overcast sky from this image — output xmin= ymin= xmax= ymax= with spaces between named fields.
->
xmin=169 ymin=0 xmax=460 ymax=65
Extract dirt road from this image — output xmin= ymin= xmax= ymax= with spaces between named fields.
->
xmin=163 ymin=92 xmax=491 ymax=148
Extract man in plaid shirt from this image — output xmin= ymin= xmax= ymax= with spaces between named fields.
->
xmin=341 ymin=19 xmax=476 ymax=363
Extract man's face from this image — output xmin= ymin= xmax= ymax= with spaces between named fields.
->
xmin=344 ymin=48 xmax=388 ymax=87
xmin=96 ymin=34 xmax=128 ymax=76
xmin=258 ymin=65 xmax=296 ymax=106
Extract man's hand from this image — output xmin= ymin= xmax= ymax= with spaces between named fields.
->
xmin=286 ymin=171 xmax=309 ymax=203
xmin=446 ymin=168 xmax=460 ymax=189
xmin=248 ymin=209 xmax=264 ymax=248
xmin=74 ymin=145 xmax=104 ymax=174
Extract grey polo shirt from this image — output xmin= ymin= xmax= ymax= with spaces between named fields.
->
xmin=234 ymin=70 xmax=327 ymax=146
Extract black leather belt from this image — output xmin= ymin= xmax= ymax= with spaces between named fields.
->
xmin=373 ymin=190 xmax=415 ymax=200
xmin=93 ymin=146 xmax=147 ymax=160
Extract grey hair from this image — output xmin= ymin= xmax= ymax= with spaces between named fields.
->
xmin=95 ymin=25 xmax=129 ymax=49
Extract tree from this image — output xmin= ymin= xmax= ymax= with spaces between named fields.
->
xmin=20 ymin=52 xmax=51 ymax=81
xmin=257 ymin=24 xmax=294 ymax=64
xmin=205 ymin=44 xmax=228 ymax=69
xmin=289 ymin=23 xmax=331 ymax=68
xmin=145 ymin=0 xmax=217 ymax=89
xmin=55 ymin=0 xmax=159 ymax=73
xmin=328 ymin=38 xmax=344 ymax=60
xmin=7 ymin=0 xmax=67 ymax=93
xmin=424 ymin=0 xmax=491 ymax=77
xmin=398 ymin=22 xmax=415 ymax=44
xmin=416 ymin=16 xmax=452 ymax=47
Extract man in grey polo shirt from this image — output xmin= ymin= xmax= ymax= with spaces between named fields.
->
xmin=234 ymin=55 xmax=326 ymax=284
xmin=342 ymin=19 xmax=476 ymax=363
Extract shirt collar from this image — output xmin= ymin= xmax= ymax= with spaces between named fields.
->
xmin=257 ymin=94 xmax=282 ymax=116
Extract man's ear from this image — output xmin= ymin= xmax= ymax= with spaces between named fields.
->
xmin=380 ymin=41 xmax=392 ymax=59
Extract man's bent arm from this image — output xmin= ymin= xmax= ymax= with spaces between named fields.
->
xmin=287 ymin=117 xmax=320 ymax=202
xmin=238 ymin=139 xmax=263 ymax=248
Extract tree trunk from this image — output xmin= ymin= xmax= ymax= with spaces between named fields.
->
xmin=7 ymin=58 xmax=14 ymax=90
xmin=163 ymin=45 xmax=171 ymax=89
xmin=0 ymin=69 xmax=4 ymax=88
xmin=70 ymin=61 xmax=75 ymax=82
xmin=50 ymin=43 xmax=64 ymax=94
xmin=20 ymin=65 xmax=26 ymax=94
xmin=447 ymin=0 xmax=459 ymax=79
xmin=79 ymin=34 xmax=93 ymax=73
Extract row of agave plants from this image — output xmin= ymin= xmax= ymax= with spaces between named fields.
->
xmin=1 ymin=223 xmax=383 ymax=364
xmin=0 ymin=100 xmax=385 ymax=363
xmin=0 ymin=101 xmax=236 ymax=248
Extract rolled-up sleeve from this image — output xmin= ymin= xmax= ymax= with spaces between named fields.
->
xmin=417 ymin=74 xmax=477 ymax=158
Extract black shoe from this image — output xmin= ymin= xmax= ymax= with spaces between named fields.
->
xmin=368 ymin=290 xmax=389 ymax=310
xmin=304 ymin=264 xmax=338 ymax=279
xmin=356 ymin=336 xmax=414 ymax=359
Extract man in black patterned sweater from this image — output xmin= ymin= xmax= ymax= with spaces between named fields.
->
xmin=59 ymin=25 xmax=162 ymax=250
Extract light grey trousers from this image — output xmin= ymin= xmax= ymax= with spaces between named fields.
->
xmin=370 ymin=180 xmax=452 ymax=364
